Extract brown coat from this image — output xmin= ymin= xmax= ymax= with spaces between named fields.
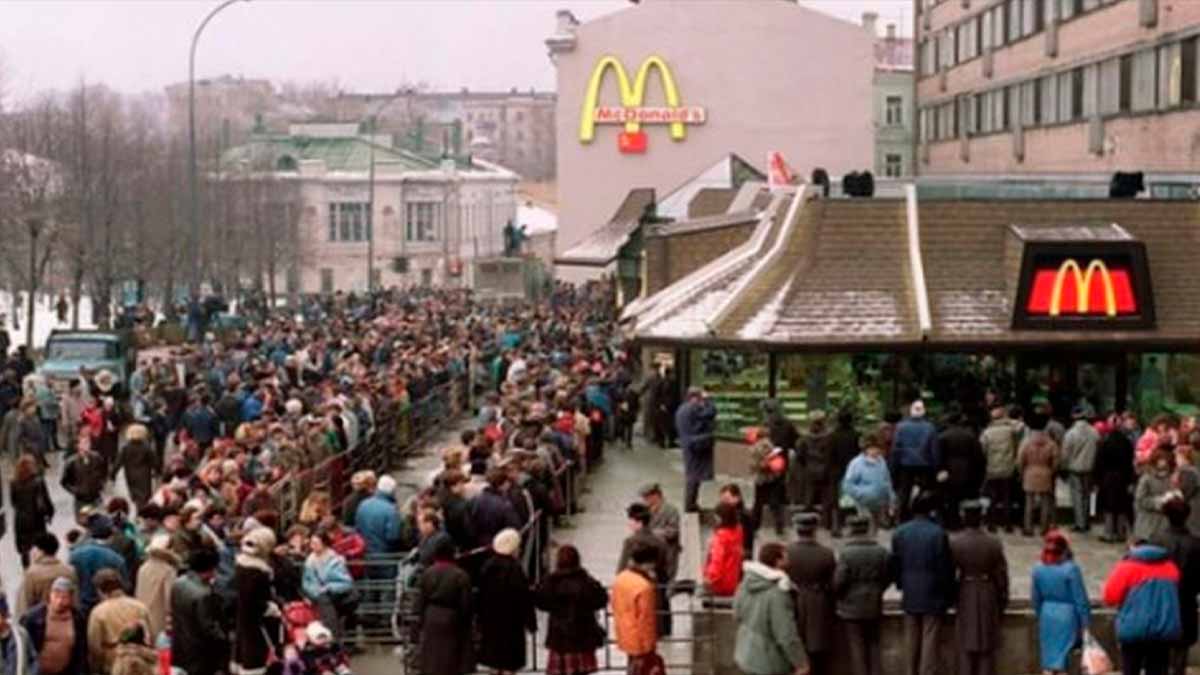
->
xmin=1017 ymin=431 xmax=1059 ymax=493
xmin=17 ymin=557 xmax=78 ymax=616
xmin=111 ymin=643 xmax=157 ymax=675
xmin=949 ymin=528 xmax=1010 ymax=653
xmin=784 ymin=538 xmax=836 ymax=653
xmin=87 ymin=594 xmax=151 ymax=675
xmin=134 ymin=548 xmax=179 ymax=639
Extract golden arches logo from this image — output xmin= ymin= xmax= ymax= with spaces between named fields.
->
xmin=1049 ymin=259 xmax=1118 ymax=317
xmin=579 ymin=55 xmax=704 ymax=148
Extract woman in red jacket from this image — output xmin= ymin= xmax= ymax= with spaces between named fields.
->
xmin=705 ymin=501 xmax=745 ymax=596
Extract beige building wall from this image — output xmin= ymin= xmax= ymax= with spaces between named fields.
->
xmin=552 ymin=0 xmax=874 ymax=255
xmin=916 ymin=0 xmax=1200 ymax=174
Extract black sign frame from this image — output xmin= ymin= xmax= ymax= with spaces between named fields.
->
xmin=1012 ymin=241 xmax=1156 ymax=331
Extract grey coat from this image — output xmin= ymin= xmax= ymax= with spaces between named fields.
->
xmin=1061 ymin=421 xmax=1100 ymax=474
xmin=649 ymin=502 xmax=682 ymax=581
xmin=1134 ymin=470 xmax=1174 ymax=542
xmin=833 ymin=537 xmax=891 ymax=621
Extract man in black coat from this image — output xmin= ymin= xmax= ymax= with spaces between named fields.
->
xmin=891 ymin=492 xmax=956 ymax=675
xmin=785 ymin=513 xmax=836 ymax=675
xmin=20 ymin=577 xmax=89 ymax=675
xmin=1151 ymin=498 xmax=1200 ymax=675
xmin=937 ymin=413 xmax=986 ymax=530
xmin=171 ymin=549 xmax=230 ymax=675
xmin=835 ymin=515 xmax=892 ymax=675
xmin=827 ymin=409 xmax=862 ymax=538
xmin=949 ymin=501 xmax=1009 ymax=675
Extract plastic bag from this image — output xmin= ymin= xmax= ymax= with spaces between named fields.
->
xmin=1081 ymin=630 xmax=1113 ymax=674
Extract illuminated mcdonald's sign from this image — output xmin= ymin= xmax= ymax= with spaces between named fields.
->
xmin=1014 ymin=244 xmax=1154 ymax=330
xmin=579 ymin=55 xmax=706 ymax=154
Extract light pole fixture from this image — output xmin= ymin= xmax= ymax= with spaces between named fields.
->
xmin=364 ymin=93 xmax=408 ymax=292
xmin=188 ymin=0 xmax=249 ymax=296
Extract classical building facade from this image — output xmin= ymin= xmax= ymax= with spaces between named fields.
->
xmin=915 ymin=0 xmax=1200 ymax=175
xmin=221 ymin=124 xmax=517 ymax=294
xmin=868 ymin=14 xmax=917 ymax=178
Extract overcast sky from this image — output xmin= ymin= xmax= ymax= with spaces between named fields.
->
xmin=0 ymin=0 xmax=911 ymax=100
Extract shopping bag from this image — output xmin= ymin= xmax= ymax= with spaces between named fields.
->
xmin=1081 ymin=630 xmax=1113 ymax=674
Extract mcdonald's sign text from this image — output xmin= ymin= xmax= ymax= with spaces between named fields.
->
xmin=579 ymin=55 xmax=706 ymax=154
xmin=1026 ymin=259 xmax=1138 ymax=317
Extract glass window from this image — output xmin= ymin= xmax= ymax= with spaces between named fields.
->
xmin=1022 ymin=0 xmax=1038 ymax=36
xmin=1008 ymin=0 xmax=1022 ymax=42
xmin=328 ymin=202 xmax=371 ymax=242
xmin=1132 ymin=48 xmax=1158 ymax=112
xmin=320 ymin=269 xmax=334 ymax=294
xmin=1082 ymin=63 xmax=1098 ymax=116
xmin=886 ymin=96 xmax=904 ymax=126
xmin=885 ymin=154 xmax=904 ymax=178
xmin=1159 ymin=43 xmax=1182 ymax=108
xmin=1057 ymin=71 xmax=1074 ymax=121
xmin=692 ymin=350 xmax=770 ymax=438
xmin=993 ymin=6 xmax=1008 ymax=47
xmin=1119 ymin=54 xmax=1133 ymax=112
xmin=1100 ymin=57 xmax=1122 ymax=114
xmin=981 ymin=11 xmax=993 ymax=51
xmin=1039 ymin=75 xmax=1057 ymax=124
xmin=1184 ymin=37 xmax=1198 ymax=104
xmin=405 ymin=202 xmax=441 ymax=242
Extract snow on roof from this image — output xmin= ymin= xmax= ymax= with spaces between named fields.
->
xmin=518 ymin=202 xmax=557 ymax=235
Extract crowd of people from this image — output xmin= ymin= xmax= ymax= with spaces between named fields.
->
xmin=0 ymin=280 xmax=661 ymax=675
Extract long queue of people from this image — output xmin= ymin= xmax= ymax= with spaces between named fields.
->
xmin=0 ymin=280 xmax=637 ymax=675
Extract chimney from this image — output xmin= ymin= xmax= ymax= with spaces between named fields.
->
xmin=861 ymin=11 xmax=878 ymax=36
xmin=886 ymin=23 xmax=897 ymax=40
xmin=555 ymin=9 xmax=579 ymax=35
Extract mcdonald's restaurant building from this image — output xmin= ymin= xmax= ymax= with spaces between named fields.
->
xmin=621 ymin=184 xmax=1200 ymax=440
xmin=546 ymin=0 xmax=876 ymax=272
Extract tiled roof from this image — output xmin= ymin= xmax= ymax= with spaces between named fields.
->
xmin=647 ymin=210 xmax=759 ymax=237
xmin=221 ymin=135 xmax=438 ymax=173
xmin=636 ymin=197 xmax=1200 ymax=349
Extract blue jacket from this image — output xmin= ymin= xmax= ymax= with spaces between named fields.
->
xmin=302 ymin=552 xmax=355 ymax=599
xmin=891 ymin=417 xmax=940 ymax=469
xmin=240 ymin=394 xmax=264 ymax=422
xmin=354 ymin=491 xmax=404 ymax=555
xmin=585 ymin=384 xmax=613 ymax=417
xmin=69 ymin=541 xmax=127 ymax=613
xmin=1103 ymin=544 xmax=1182 ymax=643
xmin=181 ymin=406 xmax=219 ymax=446
xmin=842 ymin=453 xmax=895 ymax=512
xmin=890 ymin=516 xmax=955 ymax=615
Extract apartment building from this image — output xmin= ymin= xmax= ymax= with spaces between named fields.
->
xmin=915 ymin=0 xmax=1200 ymax=174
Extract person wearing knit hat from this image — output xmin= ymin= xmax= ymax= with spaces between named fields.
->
xmin=477 ymin=528 xmax=536 ymax=673
xmin=1031 ymin=530 xmax=1089 ymax=674
xmin=233 ymin=527 xmax=277 ymax=675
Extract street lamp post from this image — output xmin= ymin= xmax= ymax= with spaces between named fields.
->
xmin=189 ymin=0 xmax=248 ymax=296
xmin=363 ymin=94 xmax=408 ymax=292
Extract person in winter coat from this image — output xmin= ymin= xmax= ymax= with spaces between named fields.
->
xmin=109 ymin=626 xmax=157 ymax=675
xmin=415 ymin=538 xmax=474 ymax=675
xmin=979 ymin=405 xmax=1021 ymax=533
xmin=643 ymin=483 xmax=683 ymax=586
xmin=0 ymin=595 xmax=39 ymax=675
xmin=675 ymin=387 xmax=717 ymax=513
xmin=1031 ymin=530 xmax=1091 ymax=674
xmin=111 ymin=425 xmax=159 ymax=509
xmin=890 ymin=401 xmax=939 ymax=523
xmin=87 ymin=569 xmax=152 ymax=675
xmin=612 ymin=544 xmax=659 ymax=672
xmin=233 ymin=527 xmax=279 ymax=675
xmin=703 ymin=502 xmax=744 ymax=597
xmin=1172 ymin=447 xmax=1200 ymax=538
xmin=841 ymin=441 xmax=895 ymax=533
xmin=9 ymin=454 xmax=53 ymax=568
xmin=949 ymin=501 xmax=1010 ymax=675
xmin=61 ymin=435 xmax=108 ymax=513
xmin=1150 ymin=499 xmax=1200 ymax=675
xmin=821 ymin=410 xmax=861 ymax=538
xmin=533 ymin=545 xmax=607 ymax=675
xmin=1062 ymin=407 xmax=1101 ymax=533
xmin=477 ymin=529 xmax=537 ymax=675
xmin=615 ymin=503 xmax=669 ymax=593
xmin=749 ymin=435 xmax=789 ymax=537
xmin=1103 ymin=541 xmax=1183 ymax=675
xmin=1018 ymin=417 xmax=1060 ymax=537
xmin=1136 ymin=450 xmax=1179 ymax=543
xmin=470 ymin=469 xmax=523 ymax=549
xmin=21 ymin=576 xmax=89 ymax=675
xmin=171 ymin=549 xmax=230 ymax=675
xmin=784 ymin=513 xmax=835 ymax=675
xmin=354 ymin=475 xmax=404 ymax=555
xmin=890 ymin=492 xmax=954 ymax=675
xmin=17 ymin=534 xmax=78 ymax=617
xmin=301 ymin=531 xmax=356 ymax=643
xmin=70 ymin=518 xmax=128 ymax=616
xmin=937 ymin=413 xmax=986 ymax=531
xmin=733 ymin=543 xmax=808 ymax=675
xmin=791 ymin=414 xmax=829 ymax=511
xmin=133 ymin=535 xmax=178 ymax=641
xmin=1096 ymin=420 xmax=1137 ymax=543
xmin=341 ymin=471 xmax=376 ymax=527
xmin=834 ymin=515 xmax=891 ymax=675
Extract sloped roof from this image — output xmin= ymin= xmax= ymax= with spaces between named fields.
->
xmin=635 ymin=197 xmax=1200 ymax=349
xmin=556 ymin=188 xmax=655 ymax=266
xmin=222 ymin=135 xmax=438 ymax=173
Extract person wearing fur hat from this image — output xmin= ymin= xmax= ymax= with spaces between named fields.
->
xmin=233 ymin=527 xmax=280 ymax=675
xmin=477 ymin=529 xmax=537 ymax=675
xmin=112 ymin=424 xmax=159 ymax=509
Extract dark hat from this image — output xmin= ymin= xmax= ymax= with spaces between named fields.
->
xmin=846 ymin=515 xmax=871 ymax=534
xmin=87 ymin=515 xmax=114 ymax=540
xmin=638 ymin=483 xmax=662 ymax=498
xmin=1071 ymin=404 xmax=1090 ymax=419
xmin=793 ymin=512 xmax=820 ymax=533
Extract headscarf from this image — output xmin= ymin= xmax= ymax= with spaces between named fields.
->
xmin=1041 ymin=529 xmax=1071 ymax=565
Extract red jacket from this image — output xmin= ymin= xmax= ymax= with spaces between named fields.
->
xmin=704 ymin=525 xmax=744 ymax=596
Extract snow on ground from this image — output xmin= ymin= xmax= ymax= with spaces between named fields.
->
xmin=0 ymin=293 xmax=98 ymax=351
